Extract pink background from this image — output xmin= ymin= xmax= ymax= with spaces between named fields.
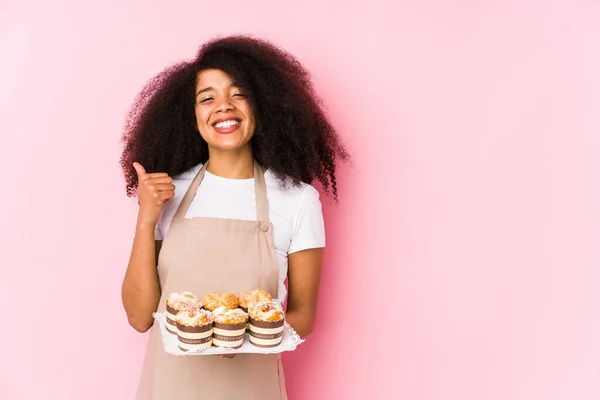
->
xmin=2 ymin=1 xmax=600 ymax=399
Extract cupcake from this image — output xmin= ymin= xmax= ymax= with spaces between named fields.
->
xmin=176 ymin=308 xmax=214 ymax=352
xmin=165 ymin=291 xmax=200 ymax=334
xmin=219 ymin=293 xmax=240 ymax=309
xmin=202 ymin=292 xmax=240 ymax=311
xmin=248 ymin=302 xmax=285 ymax=348
xmin=239 ymin=288 xmax=272 ymax=312
xmin=212 ymin=306 xmax=248 ymax=349
xmin=201 ymin=292 xmax=221 ymax=311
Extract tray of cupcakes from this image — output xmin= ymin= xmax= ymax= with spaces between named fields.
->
xmin=153 ymin=288 xmax=304 ymax=355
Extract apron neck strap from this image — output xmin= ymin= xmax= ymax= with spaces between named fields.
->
xmin=173 ymin=162 xmax=207 ymax=220
xmin=253 ymin=161 xmax=269 ymax=223
xmin=173 ymin=160 xmax=270 ymax=223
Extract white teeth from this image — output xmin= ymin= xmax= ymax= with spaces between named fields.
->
xmin=214 ymin=120 xmax=240 ymax=128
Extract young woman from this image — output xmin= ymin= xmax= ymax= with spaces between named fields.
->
xmin=120 ymin=35 xmax=348 ymax=399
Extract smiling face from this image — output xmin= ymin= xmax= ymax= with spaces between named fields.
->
xmin=194 ymin=69 xmax=256 ymax=154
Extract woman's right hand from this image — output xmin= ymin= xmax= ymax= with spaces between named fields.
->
xmin=133 ymin=162 xmax=175 ymax=226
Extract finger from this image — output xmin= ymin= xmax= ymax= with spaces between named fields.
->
xmin=146 ymin=183 xmax=175 ymax=192
xmin=139 ymin=172 xmax=169 ymax=183
xmin=157 ymin=190 xmax=175 ymax=204
xmin=144 ymin=175 xmax=173 ymax=184
xmin=132 ymin=162 xmax=146 ymax=178
xmin=145 ymin=172 xmax=170 ymax=179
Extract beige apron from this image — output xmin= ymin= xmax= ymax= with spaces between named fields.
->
xmin=136 ymin=161 xmax=287 ymax=400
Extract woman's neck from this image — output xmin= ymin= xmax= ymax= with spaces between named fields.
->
xmin=206 ymin=146 xmax=254 ymax=179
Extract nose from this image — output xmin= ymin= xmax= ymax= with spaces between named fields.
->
xmin=215 ymin=97 xmax=235 ymax=112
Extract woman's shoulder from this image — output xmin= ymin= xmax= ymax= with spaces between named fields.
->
xmin=264 ymin=171 xmax=325 ymax=247
xmin=264 ymin=170 xmax=321 ymax=204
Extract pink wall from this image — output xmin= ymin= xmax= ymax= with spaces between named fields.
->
xmin=2 ymin=1 xmax=600 ymax=399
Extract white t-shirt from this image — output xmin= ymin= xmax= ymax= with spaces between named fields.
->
xmin=154 ymin=163 xmax=326 ymax=302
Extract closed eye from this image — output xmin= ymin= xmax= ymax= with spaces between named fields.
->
xmin=199 ymin=97 xmax=214 ymax=103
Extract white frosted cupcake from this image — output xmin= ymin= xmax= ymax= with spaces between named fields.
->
xmin=211 ymin=306 xmax=248 ymax=349
xmin=248 ymin=302 xmax=285 ymax=348
xmin=165 ymin=291 xmax=199 ymax=334
xmin=176 ymin=308 xmax=214 ymax=351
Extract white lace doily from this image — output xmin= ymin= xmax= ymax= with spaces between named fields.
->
xmin=153 ymin=312 xmax=304 ymax=356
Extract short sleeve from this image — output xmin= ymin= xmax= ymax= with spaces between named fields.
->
xmin=288 ymin=185 xmax=326 ymax=254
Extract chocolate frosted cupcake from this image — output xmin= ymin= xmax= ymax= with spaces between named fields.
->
xmin=176 ymin=308 xmax=214 ymax=352
xmin=212 ymin=306 xmax=248 ymax=349
xmin=238 ymin=288 xmax=272 ymax=312
xmin=165 ymin=291 xmax=199 ymax=335
xmin=248 ymin=302 xmax=285 ymax=348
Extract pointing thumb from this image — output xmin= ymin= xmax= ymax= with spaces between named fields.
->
xmin=132 ymin=162 xmax=146 ymax=178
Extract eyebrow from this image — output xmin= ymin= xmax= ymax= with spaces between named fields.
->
xmin=196 ymin=87 xmax=213 ymax=97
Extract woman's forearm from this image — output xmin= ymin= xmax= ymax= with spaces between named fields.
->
xmin=121 ymin=221 xmax=161 ymax=332
xmin=285 ymin=310 xmax=316 ymax=339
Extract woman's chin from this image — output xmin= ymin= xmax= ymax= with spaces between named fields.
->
xmin=208 ymin=140 xmax=252 ymax=153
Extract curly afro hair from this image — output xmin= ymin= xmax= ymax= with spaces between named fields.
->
xmin=120 ymin=35 xmax=349 ymax=201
